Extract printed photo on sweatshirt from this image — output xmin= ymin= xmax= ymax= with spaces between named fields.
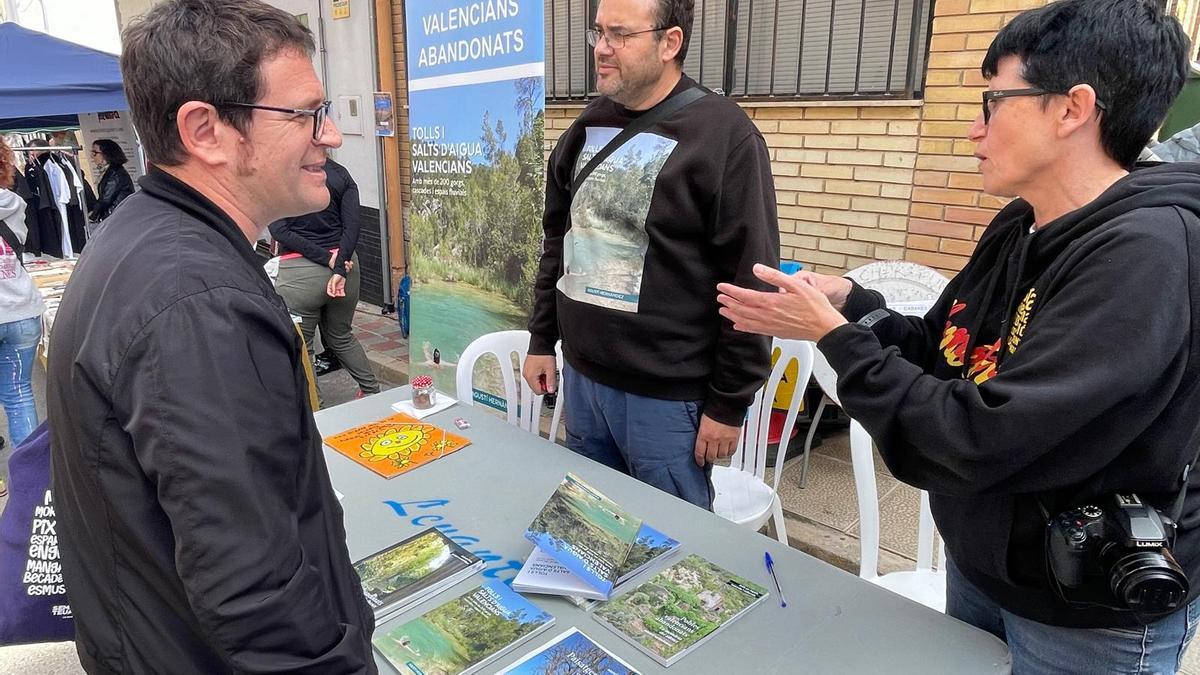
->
xmin=558 ymin=126 xmax=677 ymax=313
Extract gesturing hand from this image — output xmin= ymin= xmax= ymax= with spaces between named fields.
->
xmin=716 ymin=264 xmax=849 ymax=342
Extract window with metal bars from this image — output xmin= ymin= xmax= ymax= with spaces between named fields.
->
xmin=545 ymin=0 xmax=933 ymax=101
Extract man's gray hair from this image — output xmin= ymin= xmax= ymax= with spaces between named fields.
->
xmin=120 ymin=0 xmax=315 ymax=166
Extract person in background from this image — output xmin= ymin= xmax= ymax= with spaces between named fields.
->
xmin=270 ymin=156 xmax=380 ymax=403
xmin=88 ymin=139 xmax=135 ymax=222
xmin=0 ymin=135 xmax=46 ymax=498
xmin=46 ymin=0 xmax=375 ymax=671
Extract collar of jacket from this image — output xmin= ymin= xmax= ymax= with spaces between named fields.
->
xmin=137 ymin=166 xmax=272 ymax=288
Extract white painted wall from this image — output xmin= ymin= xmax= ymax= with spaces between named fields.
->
xmin=269 ymin=0 xmax=382 ymax=209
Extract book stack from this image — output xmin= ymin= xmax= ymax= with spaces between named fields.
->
xmin=353 ymin=527 xmax=484 ymax=623
xmin=372 ymin=579 xmax=555 ymax=675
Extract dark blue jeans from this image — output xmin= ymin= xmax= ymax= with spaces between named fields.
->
xmin=562 ymin=364 xmax=713 ymax=510
xmin=947 ymin=557 xmax=1199 ymax=674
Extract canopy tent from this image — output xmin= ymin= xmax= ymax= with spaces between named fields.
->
xmin=0 ymin=22 xmax=126 ymax=125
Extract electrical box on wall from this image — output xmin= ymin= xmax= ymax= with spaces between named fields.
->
xmin=338 ymin=95 xmax=364 ymax=136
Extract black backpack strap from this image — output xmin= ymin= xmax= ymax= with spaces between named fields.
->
xmin=0 ymin=219 xmax=22 ymax=260
xmin=571 ymin=86 xmax=708 ymax=194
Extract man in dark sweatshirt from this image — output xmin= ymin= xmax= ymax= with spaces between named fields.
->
xmin=523 ymin=0 xmax=779 ymax=510
xmin=47 ymin=1 xmax=375 ymax=672
xmin=718 ymin=0 xmax=1199 ymax=670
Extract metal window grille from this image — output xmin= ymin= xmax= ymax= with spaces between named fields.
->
xmin=545 ymin=0 xmax=933 ymax=101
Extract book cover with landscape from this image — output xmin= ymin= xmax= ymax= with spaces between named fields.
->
xmin=373 ymin=580 xmax=555 ymax=675
xmin=524 ymin=473 xmax=643 ymax=598
xmin=592 ymin=554 xmax=769 ymax=666
xmin=498 ymin=627 xmax=640 ymax=675
xmin=353 ymin=528 xmax=484 ymax=620
xmin=514 ymin=523 xmax=680 ymax=604
xmin=324 ymin=413 xmax=471 ymax=478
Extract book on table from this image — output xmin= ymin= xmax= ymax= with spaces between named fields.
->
xmin=498 ymin=627 xmax=641 ymax=675
xmin=513 ymin=521 xmax=681 ymax=608
xmin=372 ymin=579 xmax=555 ymax=675
xmin=592 ymin=554 xmax=769 ymax=667
xmin=522 ymin=472 xmax=644 ymax=600
xmin=352 ymin=527 xmax=484 ymax=623
xmin=322 ymin=412 xmax=471 ymax=478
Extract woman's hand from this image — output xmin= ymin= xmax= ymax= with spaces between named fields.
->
xmin=717 ymin=264 xmax=849 ymax=341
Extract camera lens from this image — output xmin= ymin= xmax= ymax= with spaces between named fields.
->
xmin=1108 ymin=550 xmax=1189 ymax=617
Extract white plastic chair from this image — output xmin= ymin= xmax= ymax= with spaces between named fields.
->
xmin=808 ymin=350 xmax=946 ymax=611
xmin=455 ymin=330 xmax=564 ymax=441
xmin=712 ymin=338 xmax=815 ymax=544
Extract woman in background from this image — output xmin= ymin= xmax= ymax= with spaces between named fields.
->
xmin=89 ymin=138 xmax=134 ymax=223
xmin=0 ymin=136 xmax=47 ymax=497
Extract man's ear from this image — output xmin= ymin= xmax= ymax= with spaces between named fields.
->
xmin=660 ymin=26 xmax=683 ymax=65
xmin=1056 ymin=84 xmax=1102 ymax=139
xmin=175 ymin=101 xmax=238 ymax=167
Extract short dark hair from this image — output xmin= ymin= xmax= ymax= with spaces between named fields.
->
xmin=981 ymin=0 xmax=1190 ymax=168
xmin=652 ymin=0 xmax=695 ymax=65
xmin=93 ymin=139 xmax=128 ymax=167
xmin=120 ymin=0 xmax=315 ymax=166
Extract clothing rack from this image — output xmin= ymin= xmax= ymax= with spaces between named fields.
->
xmin=10 ymin=146 xmax=80 ymax=153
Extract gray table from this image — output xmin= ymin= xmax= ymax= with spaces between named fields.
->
xmin=316 ymin=390 xmax=1011 ymax=674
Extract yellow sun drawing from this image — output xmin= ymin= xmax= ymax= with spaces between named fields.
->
xmin=359 ymin=425 xmax=427 ymax=463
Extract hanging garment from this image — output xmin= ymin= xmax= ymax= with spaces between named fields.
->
xmin=51 ymin=154 xmax=88 ymax=253
xmin=12 ymin=173 xmax=40 ymax=257
xmin=25 ymin=159 xmax=63 ymax=259
xmin=41 ymin=156 xmax=73 ymax=258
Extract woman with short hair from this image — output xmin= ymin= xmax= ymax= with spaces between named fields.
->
xmin=89 ymin=138 xmax=134 ymax=222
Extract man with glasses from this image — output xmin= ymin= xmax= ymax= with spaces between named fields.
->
xmin=715 ymin=0 xmax=1200 ymax=670
xmin=524 ymin=0 xmax=779 ymax=511
xmin=46 ymin=1 xmax=375 ymax=672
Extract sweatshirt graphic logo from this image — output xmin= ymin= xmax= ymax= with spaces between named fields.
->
xmin=557 ymin=126 xmax=678 ymax=313
xmin=1007 ymin=287 xmax=1036 ymax=355
xmin=939 ymin=300 xmax=1001 ymax=384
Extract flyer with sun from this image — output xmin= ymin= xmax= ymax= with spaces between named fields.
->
xmin=323 ymin=413 xmax=471 ymax=479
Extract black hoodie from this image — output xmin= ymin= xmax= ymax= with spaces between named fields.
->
xmin=819 ymin=162 xmax=1200 ymax=627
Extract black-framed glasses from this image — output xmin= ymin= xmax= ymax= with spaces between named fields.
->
xmin=216 ymin=99 xmax=332 ymax=140
xmin=585 ymin=26 xmax=666 ymax=49
xmin=981 ymin=88 xmax=1108 ymax=124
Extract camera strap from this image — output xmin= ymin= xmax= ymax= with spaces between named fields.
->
xmin=570 ymin=86 xmax=708 ymax=195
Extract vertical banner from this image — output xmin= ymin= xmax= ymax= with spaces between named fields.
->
xmin=405 ymin=0 xmax=545 ymax=411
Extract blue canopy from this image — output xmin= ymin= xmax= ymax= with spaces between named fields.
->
xmin=0 ymin=22 xmax=127 ymax=121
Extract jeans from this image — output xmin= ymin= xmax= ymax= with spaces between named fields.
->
xmin=562 ymin=364 xmax=713 ymax=510
xmin=0 ymin=316 xmax=41 ymax=472
xmin=947 ymin=557 xmax=1199 ymax=674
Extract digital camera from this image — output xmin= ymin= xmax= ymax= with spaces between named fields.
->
xmin=1047 ymin=494 xmax=1189 ymax=620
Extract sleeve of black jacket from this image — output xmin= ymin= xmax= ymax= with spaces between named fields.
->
xmin=112 ymin=288 xmax=371 ymax=673
xmin=526 ymin=125 xmax=577 ymax=355
xmin=816 ymin=218 xmax=1189 ymax=496
xmin=837 ymin=279 xmax=960 ymax=373
xmin=333 ymin=165 xmax=360 ymax=278
xmin=703 ymin=132 xmax=780 ymax=425
xmin=270 ymin=216 xmax=333 ymax=268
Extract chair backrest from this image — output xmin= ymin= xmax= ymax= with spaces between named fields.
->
xmin=811 ymin=349 xmax=942 ymax=580
xmin=729 ymin=338 xmax=815 ymax=492
xmin=844 ymin=261 xmax=949 ymax=315
xmin=455 ymin=330 xmax=564 ymax=440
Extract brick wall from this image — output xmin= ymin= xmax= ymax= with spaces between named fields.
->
xmin=907 ymin=0 xmax=1048 ymax=273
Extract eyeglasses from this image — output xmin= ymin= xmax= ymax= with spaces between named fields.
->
xmin=981 ymin=88 xmax=1108 ymax=124
xmin=216 ymin=99 xmax=333 ymax=141
xmin=585 ymin=27 xmax=666 ymax=49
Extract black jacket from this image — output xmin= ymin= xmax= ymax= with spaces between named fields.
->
xmin=47 ymin=167 xmax=376 ymax=673
xmin=527 ymin=76 xmax=779 ymax=425
xmin=91 ymin=164 xmax=134 ymax=222
xmin=269 ymin=159 xmax=360 ymax=277
xmin=821 ymin=162 xmax=1200 ymax=627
